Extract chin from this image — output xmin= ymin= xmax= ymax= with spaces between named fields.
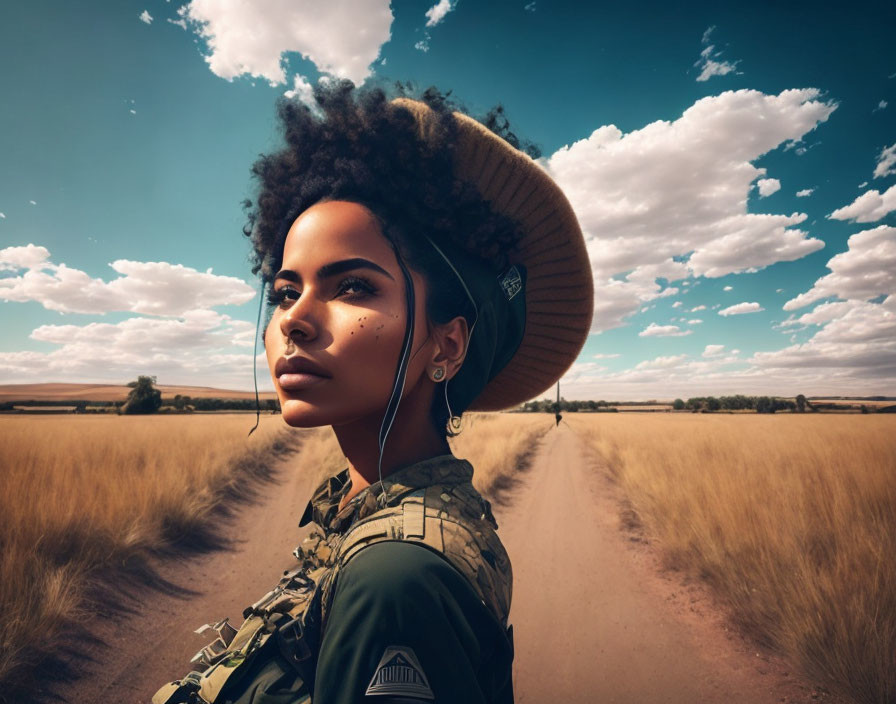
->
xmin=278 ymin=398 xmax=334 ymax=428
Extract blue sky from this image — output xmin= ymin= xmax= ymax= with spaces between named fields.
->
xmin=1 ymin=0 xmax=894 ymax=400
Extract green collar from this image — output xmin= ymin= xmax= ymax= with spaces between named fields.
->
xmin=298 ymin=453 xmax=474 ymax=534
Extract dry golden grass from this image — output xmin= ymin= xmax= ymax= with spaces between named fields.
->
xmin=0 ymin=414 xmax=300 ymax=695
xmin=450 ymin=412 xmax=553 ymax=497
xmin=566 ymin=413 xmax=896 ymax=704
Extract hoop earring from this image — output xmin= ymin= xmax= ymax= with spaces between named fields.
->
xmin=445 ymin=380 xmax=462 ymax=435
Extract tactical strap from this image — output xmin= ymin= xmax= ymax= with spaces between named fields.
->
xmin=322 ymin=485 xmax=511 ymax=631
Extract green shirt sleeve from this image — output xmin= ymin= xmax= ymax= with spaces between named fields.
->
xmin=313 ymin=541 xmax=513 ymax=704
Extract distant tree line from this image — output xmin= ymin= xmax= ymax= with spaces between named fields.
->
xmin=0 ymin=375 xmax=281 ymax=414
xmin=672 ymin=394 xmax=809 ymax=413
xmin=521 ymin=399 xmax=618 ymax=413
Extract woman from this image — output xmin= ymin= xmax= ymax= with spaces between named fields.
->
xmin=153 ymin=82 xmax=592 ymax=704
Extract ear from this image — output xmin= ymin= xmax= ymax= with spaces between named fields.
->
xmin=429 ymin=316 xmax=469 ymax=381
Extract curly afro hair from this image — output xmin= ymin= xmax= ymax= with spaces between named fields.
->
xmin=242 ymin=79 xmax=540 ymax=435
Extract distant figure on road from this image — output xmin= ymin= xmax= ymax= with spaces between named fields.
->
xmin=153 ymin=82 xmax=592 ymax=704
xmin=555 ymin=411 xmax=563 ymax=426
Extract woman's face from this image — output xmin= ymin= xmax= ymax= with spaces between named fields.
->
xmin=264 ymin=200 xmax=434 ymax=428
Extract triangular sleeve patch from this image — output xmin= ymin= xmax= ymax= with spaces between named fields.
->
xmin=365 ymin=646 xmax=435 ymax=700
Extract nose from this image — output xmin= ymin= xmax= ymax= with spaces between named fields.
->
xmin=279 ymin=290 xmax=318 ymax=344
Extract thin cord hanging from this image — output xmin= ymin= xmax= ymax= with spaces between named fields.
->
xmin=246 ymin=278 xmax=266 ymax=437
xmin=374 ymin=242 xmax=417 ymax=505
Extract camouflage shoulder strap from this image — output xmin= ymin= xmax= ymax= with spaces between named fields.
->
xmin=321 ymin=481 xmax=513 ymax=631
xmin=151 ymin=562 xmax=327 ymax=704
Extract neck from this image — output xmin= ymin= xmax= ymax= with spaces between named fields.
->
xmin=331 ymin=388 xmax=450 ymax=511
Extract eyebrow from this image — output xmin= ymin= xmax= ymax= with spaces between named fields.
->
xmin=273 ymin=257 xmax=395 ymax=284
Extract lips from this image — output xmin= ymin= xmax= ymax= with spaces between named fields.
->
xmin=274 ymin=356 xmax=331 ymax=391
xmin=274 ymin=356 xmax=331 ymax=378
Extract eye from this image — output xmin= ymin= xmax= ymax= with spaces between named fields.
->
xmin=336 ymin=276 xmax=376 ymax=298
xmin=266 ymin=285 xmax=299 ymax=309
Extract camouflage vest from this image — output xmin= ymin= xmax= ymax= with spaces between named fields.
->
xmin=152 ymin=454 xmax=513 ymax=704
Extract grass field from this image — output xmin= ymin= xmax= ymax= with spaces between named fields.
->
xmin=0 ymin=414 xmax=298 ymax=696
xmin=0 ymin=411 xmax=549 ymax=697
xmin=566 ymin=413 xmax=896 ymax=704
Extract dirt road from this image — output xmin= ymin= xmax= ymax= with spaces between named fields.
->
xmin=61 ymin=424 xmax=830 ymax=703
xmin=492 ymin=423 xmax=825 ymax=703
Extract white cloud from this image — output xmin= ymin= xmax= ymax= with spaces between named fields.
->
xmin=672 ymin=301 xmax=682 ymax=308
xmin=167 ymin=17 xmax=188 ymax=29
xmin=139 ymin=10 xmax=153 ymax=24
xmin=723 ymin=285 xmax=732 ymax=291
xmin=414 ymin=39 xmax=430 ymax=52
xmin=718 ymin=301 xmax=764 ymax=316
xmin=751 ymin=297 xmax=895 ymax=378
xmin=0 ymin=213 xmax=5 ymax=219
xmin=687 ymin=318 xmax=703 ymax=325
xmin=875 ymin=143 xmax=896 ymax=179
xmin=0 ymin=246 xmax=263 ymax=388
xmin=0 ymin=323 xmax=261 ymax=389
xmin=756 ymin=177 xmax=781 ymax=197
xmin=638 ymin=323 xmax=693 ymax=337
xmin=873 ymin=100 xmax=888 ymax=112
xmin=690 ymin=304 xmax=706 ymax=311
xmin=796 ymin=188 xmax=814 ymax=197
xmin=703 ymin=344 xmax=725 ymax=357
xmin=0 ymin=244 xmax=256 ymax=315
xmin=29 ymin=200 xmax=36 ymax=205
xmin=635 ymin=354 xmax=689 ymax=369
xmin=524 ymin=1 xmax=536 ymax=10
xmin=829 ymin=184 xmax=896 ymax=223
xmin=593 ymin=353 xmax=620 ymax=359
xmin=424 ymin=0 xmax=455 ymax=27
xmin=695 ymin=26 xmax=740 ymax=82
xmin=784 ymin=225 xmax=896 ymax=311
xmin=129 ymin=109 xmax=137 ymax=115
xmin=283 ymin=74 xmax=317 ymax=110
xmin=545 ymin=88 xmax=833 ymax=332
xmin=178 ymin=0 xmax=393 ymax=85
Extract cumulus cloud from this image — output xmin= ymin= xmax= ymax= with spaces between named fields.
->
xmin=638 ymin=323 xmax=693 ymax=337
xmin=723 ymin=285 xmax=732 ymax=291
xmin=756 ymin=177 xmax=781 ymax=197
xmin=829 ymin=184 xmax=896 ymax=223
xmin=0 ymin=245 xmax=263 ymax=388
xmin=875 ymin=143 xmax=896 ymax=179
xmin=139 ymin=10 xmax=153 ymax=24
xmin=719 ymin=301 xmax=764 ymax=316
xmin=0 ymin=322 xmax=261 ymax=389
xmin=784 ymin=225 xmax=895 ymax=311
xmin=687 ymin=318 xmax=703 ymax=324
xmin=0 ymin=244 xmax=256 ymax=315
xmin=544 ymin=88 xmax=833 ymax=332
xmin=177 ymin=0 xmax=392 ymax=85
xmin=873 ymin=100 xmax=888 ymax=113
xmin=690 ymin=305 xmax=706 ymax=312
xmin=695 ymin=26 xmax=740 ymax=82
xmin=0 ymin=213 xmax=5 ymax=219
xmin=283 ymin=74 xmax=317 ymax=110
xmin=703 ymin=344 xmax=725 ymax=357
xmin=424 ymin=0 xmax=455 ymax=27
xmin=796 ymin=188 xmax=814 ymax=197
